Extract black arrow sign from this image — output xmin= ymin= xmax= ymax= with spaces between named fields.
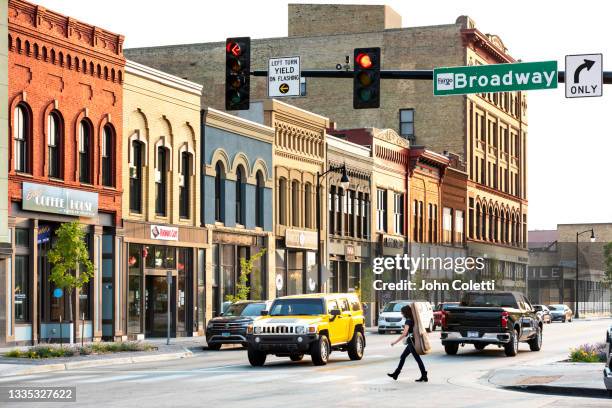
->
xmin=573 ymin=59 xmax=595 ymax=83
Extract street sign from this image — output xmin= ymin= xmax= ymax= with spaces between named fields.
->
xmin=565 ymin=54 xmax=603 ymax=98
xmin=53 ymin=288 xmax=63 ymax=298
xmin=268 ymin=56 xmax=301 ymax=97
xmin=433 ymin=61 xmax=558 ymax=96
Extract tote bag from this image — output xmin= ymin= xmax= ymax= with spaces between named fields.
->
xmin=410 ymin=303 xmax=432 ymax=355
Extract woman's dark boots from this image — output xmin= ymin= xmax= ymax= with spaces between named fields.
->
xmin=387 ymin=371 xmax=399 ymax=380
xmin=415 ymin=372 xmax=428 ymax=382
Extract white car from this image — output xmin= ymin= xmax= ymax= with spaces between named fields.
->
xmin=378 ymin=300 xmax=434 ymax=334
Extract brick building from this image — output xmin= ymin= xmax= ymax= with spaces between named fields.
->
xmin=125 ymin=4 xmax=529 ymax=290
xmin=3 ymin=0 xmax=124 ymax=345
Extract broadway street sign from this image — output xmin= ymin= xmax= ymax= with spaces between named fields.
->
xmin=433 ymin=61 xmax=558 ymax=96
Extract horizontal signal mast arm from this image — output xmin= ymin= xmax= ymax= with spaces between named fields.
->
xmin=252 ymin=70 xmax=612 ymax=83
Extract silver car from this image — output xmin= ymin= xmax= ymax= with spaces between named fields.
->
xmin=604 ymin=326 xmax=612 ymax=397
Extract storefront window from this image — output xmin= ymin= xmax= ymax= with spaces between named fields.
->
xmin=288 ymin=251 xmax=303 ymax=295
xmin=348 ymin=262 xmax=360 ymax=292
xmin=15 ymin=255 xmax=29 ymax=322
xmin=177 ymin=248 xmax=191 ymax=333
xmin=276 ymin=249 xmax=286 ymax=297
xmin=144 ymin=245 xmax=176 ymax=269
xmin=128 ymin=244 xmax=142 ymax=334
xmin=79 ymin=233 xmax=92 ymax=320
xmin=221 ymin=245 xmax=235 ymax=301
xmin=306 ymin=251 xmax=318 ymax=293
xmin=249 ymin=247 xmax=265 ymax=300
xmin=328 ymin=261 xmax=338 ymax=293
xmin=212 ymin=245 xmax=220 ymax=317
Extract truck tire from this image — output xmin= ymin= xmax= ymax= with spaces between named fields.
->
xmin=289 ymin=354 xmax=304 ymax=361
xmin=444 ymin=344 xmax=459 ymax=355
xmin=207 ymin=343 xmax=222 ymax=350
xmin=347 ymin=331 xmax=365 ymax=360
xmin=528 ymin=326 xmax=542 ymax=351
xmin=474 ymin=343 xmax=486 ymax=351
xmin=310 ymin=335 xmax=330 ymax=366
xmin=504 ymin=330 xmax=519 ymax=357
xmin=377 ymin=329 xmax=385 ymax=335
xmin=426 ymin=319 xmax=434 ymax=333
xmin=247 ymin=348 xmax=267 ymax=366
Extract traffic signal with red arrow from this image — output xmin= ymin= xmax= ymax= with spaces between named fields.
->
xmin=225 ymin=37 xmax=251 ymax=111
xmin=353 ymin=47 xmax=381 ymax=109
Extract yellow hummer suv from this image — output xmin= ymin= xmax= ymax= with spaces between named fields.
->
xmin=246 ymin=293 xmax=366 ymax=366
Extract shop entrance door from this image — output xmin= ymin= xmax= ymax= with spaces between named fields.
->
xmin=145 ymin=275 xmax=176 ymax=337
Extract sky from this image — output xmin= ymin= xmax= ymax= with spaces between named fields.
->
xmin=33 ymin=0 xmax=612 ymax=230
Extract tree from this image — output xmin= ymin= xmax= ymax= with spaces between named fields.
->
xmin=47 ymin=222 xmax=94 ymax=339
xmin=604 ymin=242 xmax=612 ymax=287
xmin=225 ymin=249 xmax=266 ymax=303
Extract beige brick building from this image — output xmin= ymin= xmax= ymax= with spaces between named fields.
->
xmin=125 ymin=4 xmax=528 ymax=288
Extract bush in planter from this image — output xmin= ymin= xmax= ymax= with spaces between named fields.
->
xmin=569 ymin=343 xmax=607 ymax=362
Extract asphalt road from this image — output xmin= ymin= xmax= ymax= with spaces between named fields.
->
xmin=2 ymin=319 xmax=611 ymax=408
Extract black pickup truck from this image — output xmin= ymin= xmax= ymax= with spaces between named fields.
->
xmin=441 ymin=291 xmax=543 ymax=357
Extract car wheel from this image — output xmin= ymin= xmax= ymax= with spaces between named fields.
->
xmin=347 ymin=331 xmax=365 ymax=360
xmin=310 ymin=335 xmax=330 ymax=366
xmin=289 ymin=354 xmax=304 ymax=362
xmin=504 ymin=330 xmax=519 ymax=357
xmin=426 ymin=320 xmax=433 ymax=333
xmin=444 ymin=344 xmax=459 ymax=355
xmin=529 ymin=326 xmax=542 ymax=351
xmin=474 ymin=343 xmax=486 ymax=351
xmin=247 ymin=348 xmax=267 ymax=366
xmin=207 ymin=343 xmax=222 ymax=350
xmin=378 ymin=329 xmax=385 ymax=335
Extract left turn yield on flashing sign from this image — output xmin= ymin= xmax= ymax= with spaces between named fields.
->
xmin=565 ymin=54 xmax=603 ymax=98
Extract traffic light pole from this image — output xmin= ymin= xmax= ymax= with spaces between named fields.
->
xmin=252 ymin=70 xmax=612 ymax=83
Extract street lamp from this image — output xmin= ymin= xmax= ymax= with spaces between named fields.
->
xmin=316 ymin=163 xmax=349 ymax=292
xmin=575 ymin=228 xmax=595 ymax=319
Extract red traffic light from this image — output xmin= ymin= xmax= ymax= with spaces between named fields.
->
xmin=226 ymin=41 xmax=242 ymax=57
xmin=356 ymin=53 xmax=373 ymax=69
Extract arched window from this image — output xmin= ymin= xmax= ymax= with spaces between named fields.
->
xmin=129 ymin=141 xmax=144 ymax=213
xmin=48 ymin=111 xmax=62 ymax=179
xmin=278 ymin=177 xmax=287 ymax=225
xmin=101 ymin=124 xmax=114 ymax=187
xmin=179 ymin=152 xmax=191 ymax=219
xmin=235 ymin=165 xmax=245 ymax=225
xmin=214 ymin=162 xmax=225 ymax=222
xmin=79 ymin=120 xmax=93 ymax=183
xmin=13 ymin=104 xmax=30 ymax=173
xmin=304 ymin=183 xmax=312 ymax=228
xmin=155 ymin=147 xmax=168 ymax=216
xmin=256 ymin=171 xmax=265 ymax=228
xmin=475 ymin=203 xmax=481 ymax=240
xmin=291 ymin=180 xmax=300 ymax=227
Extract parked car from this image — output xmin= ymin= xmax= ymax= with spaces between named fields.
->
xmin=533 ymin=304 xmax=552 ymax=324
xmin=604 ymin=325 xmax=612 ymax=397
xmin=206 ymin=300 xmax=271 ymax=350
xmin=378 ymin=300 xmax=434 ymax=334
xmin=441 ymin=291 xmax=543 ymax=357
xmin=548 ymin=304 xmax=573 ymax=322
xmin=246 ymin=293 xmax=366 ymax=366
xmin=433 ymin=302 xmax=460 ymax=331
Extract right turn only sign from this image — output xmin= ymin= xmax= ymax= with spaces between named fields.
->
xmin=565 ymin=54 xmax=603 ymax=98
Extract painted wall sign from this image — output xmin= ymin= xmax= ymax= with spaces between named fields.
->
xmin=285 ymin=229 xmax=317 ymax=250
xmin=22 ymin=182 xmax=98 ymax=218
xmin=150 ymin=225 xmax=179 ymax=241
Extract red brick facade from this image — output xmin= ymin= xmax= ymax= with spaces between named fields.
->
xmin=7 ymin=0 xmax=125 ymax=224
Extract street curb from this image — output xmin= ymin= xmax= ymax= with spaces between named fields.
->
xmin=502 ymin=384 xmax=611 ymax=399
xmin=0 ymin=350 xmax=193 ymax=377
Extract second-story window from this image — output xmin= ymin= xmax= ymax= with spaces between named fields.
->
xmin=79 ymin=120 xmax=92 ymax=184
xmin=328 ymin=185 xmax=336 ymax=234
xmin=291 ymin=180 xmax=299 ymax=227
xmin=376 ymin=189 xmax=387 ymax=232
xmin=304 ymin=183 xmax=312 ymax=228
xmin=129 ymin=141 xmax=143 ymax=214
xmin=215 ymin=162 xmax=225 ymax=222
xmin=278 ymin=177 xmax=287 ymax=226
xmin=48 ymin=111 xmax=62 ymax=179
xmin=179 ymin=152 xmax=190 ymax=219
xmin=399 ymin=109 xmax=414 ymax=139
xmin=14 ymin=104 xmax=31 ymax=173
xmin=256 ymin=171 xmax=264 ymax=228
xmin=393 ymin=192 xmax=404 ymax=235
xmin=155 ymin=147 xmax=168 ymax=216
xmin=101 ymin=124 xmax=114 ymax=187
xmin=443 ymin=207 xmax=452 ymax=243
xmin=235 ymin=166 xmax=245 ymax=225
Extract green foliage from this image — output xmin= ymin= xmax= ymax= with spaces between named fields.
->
xmin=604 ymin=242 xmax=612 ymax=287
xmin=568 ymin=343 xmax=607 ymax=362
xmin=225 ymin=249 xmax=266 ymax=303
xmin=47 ymin=222 xmax=94 ymax=295
xmin=4 ymin=342 xmax=157 ymax=359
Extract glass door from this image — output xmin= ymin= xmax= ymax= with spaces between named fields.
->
xmin=145 ymin=275 xmax=176 ymax=337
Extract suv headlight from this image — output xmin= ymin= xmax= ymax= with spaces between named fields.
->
xmin=254 ymin=326 xmax=262 ymax=334
xmin=378 ymin=317 xmax=385 ymax=322
xmin=295 ymin=326 xmax=305 ymax=334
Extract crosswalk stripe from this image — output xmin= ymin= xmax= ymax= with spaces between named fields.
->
xmin=241 ymin=374 xmax=297 ymax=383
xmin=184 ymin=373 xmax=246 ymax=382
xmin=295 ymin=375 xmax=352 ymax=384
xmin=0 ymin=374 xmax=45 ymax=383
xmin=80 ymin=374 xmax=147 ymax=383
xmin=30 ymin=374 xmax=98 ymax=383
xmin=353 ymin=378 xmax=394 ymax=385
xmin=132 ymin=373 xmax=193 ymax=383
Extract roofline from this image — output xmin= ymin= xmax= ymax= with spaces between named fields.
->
xmin=125 ymin=59 xmax=203 ymax=95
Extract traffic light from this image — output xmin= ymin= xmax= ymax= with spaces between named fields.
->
xmin=225 ymin=37 xmax=250 ymax=111
xmin=353 ymin=47 xmax=380 ymax=109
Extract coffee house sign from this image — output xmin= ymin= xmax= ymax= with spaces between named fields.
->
xmin=22 ymin=182 xmax=98 ymax=218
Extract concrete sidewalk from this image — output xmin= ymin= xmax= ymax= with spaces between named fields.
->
xmin=487 ymin=362 xmax=610 ymax=399
xmin=0 ymin=337 xmax=212 ymax=378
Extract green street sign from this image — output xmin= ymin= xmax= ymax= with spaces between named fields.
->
xmin=433 ymin=61 xmax=558 ymax=96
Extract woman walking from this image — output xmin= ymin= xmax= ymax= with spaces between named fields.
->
xmin=388 ymin=305 xmax=428 ymax=382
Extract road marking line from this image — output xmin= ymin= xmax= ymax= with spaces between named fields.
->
xmin=295 ymin=374 xmax=353 ymax=384
xmin=365 ymin=354 xmax=386 ymax=358
xmin=80 ymin=374 xmax=147 ymax=383
xmin=0 ymin=375 xmax=46 ymax=383
xmin=241 ymin=374 xmax=297 ymax=383
xmin=132 ymin=373 xmax=193 ymax=383
xmin=30 ymin=374 xmax=98 ymax=383
xmin=352 ymin=378 xmax=393 ymax=385
xmin=184 ymin=373 xmax=246 ymax=382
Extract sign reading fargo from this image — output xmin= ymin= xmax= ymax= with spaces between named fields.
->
xmin=434 ymin=61 xmax=558 ymax=96
xmin=22 ymin=182 xmax=98 ymax=218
